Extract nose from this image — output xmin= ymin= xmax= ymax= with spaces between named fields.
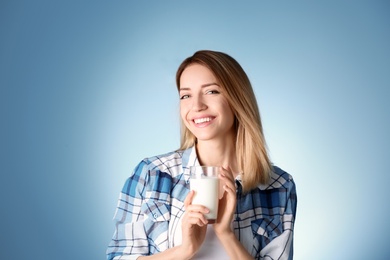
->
xmin=191 ymin=94 xmax=207 ymax=112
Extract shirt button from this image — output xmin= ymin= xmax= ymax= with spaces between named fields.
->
xmin=153 ymin=213 xmax=158 ymax=219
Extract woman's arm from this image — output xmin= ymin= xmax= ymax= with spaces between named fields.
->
xmin=106 ymin=161 xmax=152 ymax=260
xmin=107 ymin=161 xmax=176 ymax=259
xmin=214 ymin=167 xmax=254 ymax=259
xmin=214 ymin=168 xmax=297 ymax=260
xmin=139 ymin=190 xmax=209 ymax=260
xmin=107 ymin=161 xmax=209 ymax=260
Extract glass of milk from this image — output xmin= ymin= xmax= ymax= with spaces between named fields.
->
xmin=189 ymin=166 xmax=220 ymax=223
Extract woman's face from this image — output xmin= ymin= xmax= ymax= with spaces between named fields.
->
xmin=179 ymin=64 xmax=235 ymax=143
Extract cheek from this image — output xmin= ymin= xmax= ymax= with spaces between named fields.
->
xmin=179 ymin=104 xmax=189 ymax=123
xmin=222 ymin=104 xmax=235 ymax=127
xmin=220 ymin=101 xmax=234 ymax=118
xmin=180 ymin=111 xmax=192 ymax=131
xmin=227 ymin=111 xmax=235 ymax=127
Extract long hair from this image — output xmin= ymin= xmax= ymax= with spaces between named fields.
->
xmin=176 ymin=50 xmax=271 ymax=192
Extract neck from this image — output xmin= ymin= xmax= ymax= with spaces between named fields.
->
xmin=195 ymin=137 xmax=239 ymax=175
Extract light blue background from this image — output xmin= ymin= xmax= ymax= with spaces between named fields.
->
xmin=1 ymin=1 xmax=389 ymax=259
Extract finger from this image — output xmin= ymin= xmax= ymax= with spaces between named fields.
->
xmin=218 ymin=168 xmax=234 ymax=199
xmin=220 ymin=181 xmax=237 ymax=203
xmin=182 ymin=207 xmax=209 ymax=226
xmin=222 ymin=184 xmax=237 ymax=209
xmin=223 ymin=183 xmax=236 ymax=195
xmin=186 ymin=204 xmax=210 ymax=214
xmin=219 ymin=171 xmax=235 ymax=186
xmin=187 ymin=211 xmax=209 ymax=226
xmin=220 ymin=166 xmax=234 ymax=182
xmin=184 ymin=190 xmax=195 ymax=208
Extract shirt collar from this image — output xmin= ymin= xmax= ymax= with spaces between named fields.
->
xmin=182 ymin=145 xmax=199 ymax=166
xmin=181 ymin=146 xmax=199 ymax=183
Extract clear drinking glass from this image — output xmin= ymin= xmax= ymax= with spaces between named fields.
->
xmin=189 ymin=166 xmax=220 ymax=223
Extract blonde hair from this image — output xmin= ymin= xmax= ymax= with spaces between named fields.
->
xmin=176 ymin=50 xmax=271 ymax=192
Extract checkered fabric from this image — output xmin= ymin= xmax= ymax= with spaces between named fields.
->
xmin=107 ymin=146 xmax=297 ymax=260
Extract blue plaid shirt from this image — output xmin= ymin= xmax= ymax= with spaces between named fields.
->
xmin=107 ymin=146 xmax=297 ymax=260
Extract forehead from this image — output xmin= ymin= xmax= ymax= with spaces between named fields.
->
xmin=179 ymin=64 xmax=217 ymax=88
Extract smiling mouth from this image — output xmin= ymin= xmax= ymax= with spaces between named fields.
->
xmin=193 ymin=117 xmax=214 ymax=124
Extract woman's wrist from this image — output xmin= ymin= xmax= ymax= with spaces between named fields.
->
xmin=176 ymin=244 xmax=196 ymax=260
xmin=213 ymin=222 xmax=234 ymax=238
xmin=215 ymin=228 xmax=235 ymax=242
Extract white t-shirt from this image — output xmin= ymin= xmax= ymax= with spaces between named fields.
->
xmin=173 ymin=216 xmax=230 ymax=259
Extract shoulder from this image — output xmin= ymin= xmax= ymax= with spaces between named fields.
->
xmin=145 ymin=149 xmax=185 ymax=164
xmin=123 ymin=149 xmax=187 ymax=196
xmin=258 ymin=165 xmax=295 ymax=191
xmin=134 ymin=149 xmax=185 ymax=178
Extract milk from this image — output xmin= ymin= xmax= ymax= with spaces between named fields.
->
xmin=190 ymin=177 xmax=219 ymax=220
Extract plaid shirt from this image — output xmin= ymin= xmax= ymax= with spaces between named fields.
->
xmin=107 ymin=146 xmax=297 ymax=260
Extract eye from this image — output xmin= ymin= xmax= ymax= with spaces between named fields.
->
xmin=180 ymin=94 xmax=190 ymax=100
xmin=206 ymin=90 xmax=220 ymax=95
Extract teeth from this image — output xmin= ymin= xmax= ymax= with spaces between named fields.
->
xmin=194 ymin=117 xmax=212 ymax=124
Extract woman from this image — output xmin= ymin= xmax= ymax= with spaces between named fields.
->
xmin=107 ymin=50 xmax=297 ymax=260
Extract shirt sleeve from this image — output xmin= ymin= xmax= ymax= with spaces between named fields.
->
xmin=258 ymin=176 xmax=297 ymax=260
xmin=106 ymin=160 xmax=173 ymax=260
xmin=106 ymin=160 xmax=150 ymax=260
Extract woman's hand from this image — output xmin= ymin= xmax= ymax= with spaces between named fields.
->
xmin=138 ymin=191 xmax=208 ymax=260
xmin=212 ymin=167 xmax=254 ymax=260
xmin=213 ymin=166 xmax=237 ymax=236
xmin=180 ymin=190 xmax=208 ymax=258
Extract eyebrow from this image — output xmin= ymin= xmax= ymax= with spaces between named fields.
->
xmin=179 ymin=82 xmax=220 ymax=91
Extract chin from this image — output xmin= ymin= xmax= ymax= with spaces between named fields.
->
xmin=193 ymin=135 xmax=217 ymax=142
